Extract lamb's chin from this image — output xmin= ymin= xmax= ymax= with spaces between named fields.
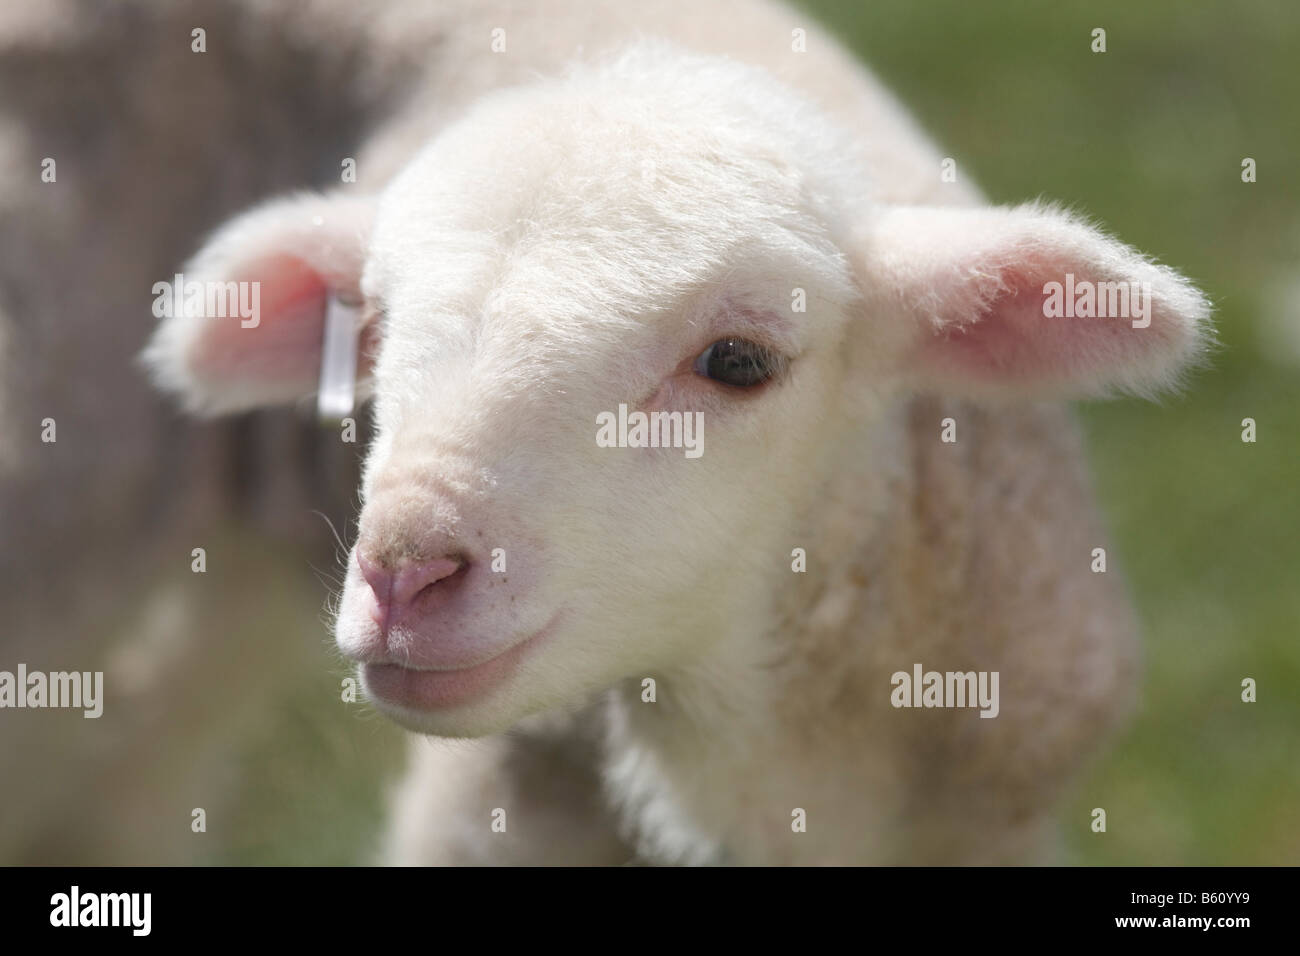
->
xmin=361 ymin=670 xmax=529 ymax=738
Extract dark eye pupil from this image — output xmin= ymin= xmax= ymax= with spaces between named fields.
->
xmin=701 ymin=338 xmax=776 ymax=387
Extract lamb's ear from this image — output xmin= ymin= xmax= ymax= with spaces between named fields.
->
xmin=855 ymin=203 xmax=1212 ymax=399
xmin=143 ymin=192 xmax=377 ymax=416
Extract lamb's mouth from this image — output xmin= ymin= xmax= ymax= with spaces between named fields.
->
xmin=359 ymin=613 xmax=560 ymax=712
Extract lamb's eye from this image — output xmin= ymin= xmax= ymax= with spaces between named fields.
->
xmin=693 ymin=338 xmax=783 ymax=388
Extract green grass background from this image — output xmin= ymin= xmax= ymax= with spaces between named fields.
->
xmin=204 ymin=1 xmax=1298 ymax=865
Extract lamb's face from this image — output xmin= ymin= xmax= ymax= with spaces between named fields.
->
xmin=146 ymin=48 xmax=1208 ymax=739
xmin=334 ymin=76 xmax=868 ymax=735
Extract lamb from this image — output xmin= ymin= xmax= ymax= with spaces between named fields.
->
xmin=145 ymin=0 xmax=1211 ymax=864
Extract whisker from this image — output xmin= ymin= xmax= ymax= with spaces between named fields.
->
xmin=310 ymin=508 xmax=354 ymax=570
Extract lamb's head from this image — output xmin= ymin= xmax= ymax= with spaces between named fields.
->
xmin=145 ymin=47 xmax=1210 ymax=736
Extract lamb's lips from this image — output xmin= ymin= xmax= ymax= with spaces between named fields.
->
xmin=361 ymin=613 xmax=560 ymax=710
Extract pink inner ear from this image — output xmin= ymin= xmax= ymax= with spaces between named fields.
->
xmin=917 ymin=263 xmax=1159 ymax=388
xmin=189 ymin=256 xmax=329 ymax=388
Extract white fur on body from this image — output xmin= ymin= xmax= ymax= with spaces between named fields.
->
xmin=146 ymin=0 xmax=1209 ymax=864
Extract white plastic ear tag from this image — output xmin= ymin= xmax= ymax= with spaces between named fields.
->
xmin=317 ymin=293 xmax=361 ymax=422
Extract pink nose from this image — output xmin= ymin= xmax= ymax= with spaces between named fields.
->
xmin=357 ymin=552 xmax=465 ymax=630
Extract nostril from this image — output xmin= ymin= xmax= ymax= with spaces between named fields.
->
xmin=356 ymin=550 xmax=468 ymax=629
xmin=390 ymin=556 xmax=464 ymax=608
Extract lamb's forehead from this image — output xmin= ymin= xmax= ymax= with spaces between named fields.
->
xmin=365 ymin=52 xmax=860 ymax=328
